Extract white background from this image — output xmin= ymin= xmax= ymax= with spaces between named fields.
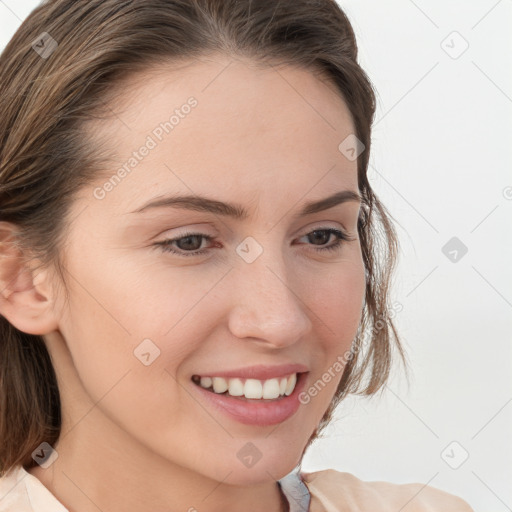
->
xmin=1 ymin=1 xmax=511 ymax=510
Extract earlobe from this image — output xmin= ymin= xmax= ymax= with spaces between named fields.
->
xmin=0 ymin=222 xmax=58 ymax=335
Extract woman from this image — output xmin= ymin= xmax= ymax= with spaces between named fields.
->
xmin=0 ymin=1 xmax=474 ymax=510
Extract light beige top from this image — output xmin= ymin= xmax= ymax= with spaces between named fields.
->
xmin=0 ymin=465 xmax=474 ymax=511
xmin=301 ymin=469 xmax=475 ymax=511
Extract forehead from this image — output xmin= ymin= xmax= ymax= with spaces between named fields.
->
xmin=81 ymin=55 xmax=359 ymax=214
xmin=107 ymin=54 xmax=354 ymax=127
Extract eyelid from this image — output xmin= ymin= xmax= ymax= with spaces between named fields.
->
xmin=156 ymin=220 xmax=353 ymax=243
xmin=297 ymin=220 xmax=351 ymax=235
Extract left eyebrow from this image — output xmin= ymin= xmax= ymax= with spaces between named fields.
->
xmin=129 ymin=190 xmax=362 ymax=218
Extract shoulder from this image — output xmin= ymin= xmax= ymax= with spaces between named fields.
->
xmin=0 ymin=465 xmax=68 ymax=512
xmin=301 ymin=468 xmax=475 ymax=512
xmin=0 ymin=465 xmax=33 ymax=512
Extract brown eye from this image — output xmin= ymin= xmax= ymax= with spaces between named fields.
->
xmin=298 ymin=228 xmax=354 ymax=253
xmin=307 ymin=230 xmax=332 ymax=246
xmin=155 ymin=232 xmax=214 ymax=257
xmin=174 ymin=234 xmax=204 ymax=251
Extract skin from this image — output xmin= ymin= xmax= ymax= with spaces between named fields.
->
xmin=0 ymin=54 xmax=365 ymax=512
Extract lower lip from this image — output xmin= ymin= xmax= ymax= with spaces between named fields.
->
xmin=191 ymin=373 xmax=308 ymax=426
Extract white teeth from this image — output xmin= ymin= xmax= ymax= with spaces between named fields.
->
xmin=262 ymin=378 xmax=281 ymax=399
xmin=244 ymin=379 xmax=263 ymax=399
xmin=228 ymin=378 xmax=244 ymax=396
xmin=284 ymin=373 xmax=297 ymax=396
xmin=279 ymin=377 xmax=287 ymax=395
xmin=200 ymin=376 xmax=212 ymax=388
xmin=195 ymin=373 xmax=299 ymax=399
xmin=212 ymin=377 xmax=228 ymax=393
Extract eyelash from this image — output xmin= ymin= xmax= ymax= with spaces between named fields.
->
xmin=153 ymin=228 xmax=355 ymax=258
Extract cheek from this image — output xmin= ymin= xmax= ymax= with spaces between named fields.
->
xmin=295 ymin=262 xmax=365 ymax=416
xmin=57 ymin=257 xmax=217 ymax=397
xmin=57 ymin=282 xmax=194 ymax=441
xmin=308 ymin=258 xmax=366 ymax=343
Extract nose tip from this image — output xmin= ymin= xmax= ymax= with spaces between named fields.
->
xmin=227 ymin=263 xmax=312 ymax=348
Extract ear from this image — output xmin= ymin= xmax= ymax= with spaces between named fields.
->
xmin=0 ymin=222 xmax=59 ymax=335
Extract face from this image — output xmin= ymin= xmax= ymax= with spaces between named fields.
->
xmin=47 ymin=54 xmax=366 ymax=485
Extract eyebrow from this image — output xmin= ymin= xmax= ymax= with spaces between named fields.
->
xmin=129 ymin=190 xmax=362 ymax=218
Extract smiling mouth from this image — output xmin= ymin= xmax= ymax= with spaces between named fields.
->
xmin=191 ymin=372 xmax=301 ymax=400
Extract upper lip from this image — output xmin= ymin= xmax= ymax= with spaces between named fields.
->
xmin=193 ymin=364 xmax=309 ymax=381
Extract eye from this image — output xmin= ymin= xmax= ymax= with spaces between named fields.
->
xmin=154 ymin=232 xmax=215 ymax=257
xmin=153 ymin=227 xmax=356 ymax=258
xmin=296 ymin=228 xmax=355 ymax=253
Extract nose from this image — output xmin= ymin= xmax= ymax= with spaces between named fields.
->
xmin=227 ymin=251 xmax=312 ymax=349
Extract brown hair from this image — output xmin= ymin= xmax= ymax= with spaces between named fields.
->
xmin=0 ymin=0 xmax=407 ymax=476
